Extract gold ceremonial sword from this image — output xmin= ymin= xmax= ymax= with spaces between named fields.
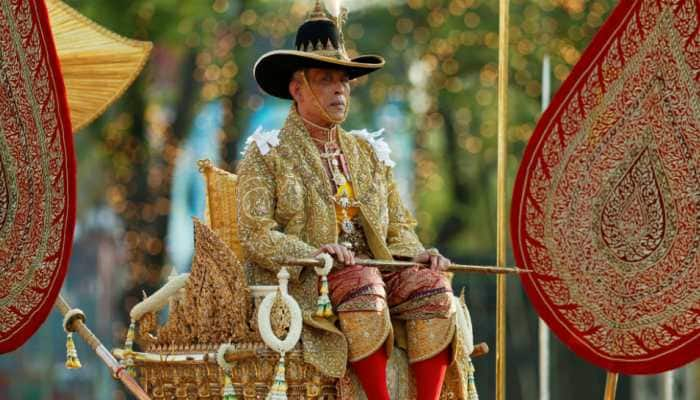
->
xmin=55 ymin=295 xmax=152 ymax=400
xmin=282 ymin=257 xmax=530 ymax=274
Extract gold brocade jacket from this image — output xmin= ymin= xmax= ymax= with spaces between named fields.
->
xmin=236 ymin=108 xmax=425 ymax=378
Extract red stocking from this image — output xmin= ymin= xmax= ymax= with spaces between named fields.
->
xmin=350 ymin=347 xmax=390 ymax=400
xmin=411 ymin=349 xmax=450 ymax=400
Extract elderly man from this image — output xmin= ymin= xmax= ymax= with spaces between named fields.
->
xmin=236 ymin=2 xmax=473 ymax=399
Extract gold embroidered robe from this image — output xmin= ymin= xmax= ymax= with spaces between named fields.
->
xmin=236 ymin=108 xmax=425 ymax=378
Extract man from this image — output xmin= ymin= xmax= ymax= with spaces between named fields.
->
xmin=236 ymin=2 xmax=474 ymax=399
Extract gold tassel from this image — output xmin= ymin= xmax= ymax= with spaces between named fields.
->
xmin=65 ymin=332 xmax=82 ymax=369
xmin=266 ymin=353 xmax=288 ymax=400
xmin=315 ymin=276 xmax=334 ymax=318
xmin=122 ymin=319 xmax=136 ymax=377
xmin=467 ymin=360 xmax=479 ymax=400
xmin=222 ymin=371 xmax=238 ymax=400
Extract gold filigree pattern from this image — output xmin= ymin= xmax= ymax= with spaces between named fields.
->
xmin=137 ymin=349 xmax=338 ymax=400
xmin=339 ymin=309 xmax=393 ymax=362
xmin=271 ymin=289 xmax=292 ymax=339
xmin=155 ymin=219 xmax=252 ymax=347
xmin=407 ymin=316 xmax=456 ymax=363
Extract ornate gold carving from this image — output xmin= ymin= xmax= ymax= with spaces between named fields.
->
xmin=197 ymin=159 xmax=244 ymax=259
xmin=270 ymin=292 xmax=292 ymax=340
xmin=134 ymin=349 xmax=338 ymax=399
xmin=154 ymin=219 xmax=252 ymax=347
xmin=135 ymin=311 xmax=158 ymax=347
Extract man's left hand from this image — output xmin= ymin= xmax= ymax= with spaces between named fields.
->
xmin=413 ymin=248 xmax=451 ymax=271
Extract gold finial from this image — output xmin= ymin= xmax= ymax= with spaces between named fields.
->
xmin=307 ymin=0 xmax=330 ymax=21
xmin=335 ymin=7 xmax=349 ymax=59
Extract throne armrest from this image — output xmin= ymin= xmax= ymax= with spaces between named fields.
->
xmin=129 ymin=273 xmax=189 ymax=321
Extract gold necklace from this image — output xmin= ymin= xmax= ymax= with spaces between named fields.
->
xmin=318 ymin=145 xmax=348 ymax=187
xmin=302 ymin=116 xmax=336 ymax=134
xmin=300 ymin=115 xmax=336 ymax=139
xmin=300 ymin=116 xmax=349 ymax=186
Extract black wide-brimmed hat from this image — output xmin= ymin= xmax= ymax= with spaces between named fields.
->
xmin=254 ymin=1 xmax=384 ymax=100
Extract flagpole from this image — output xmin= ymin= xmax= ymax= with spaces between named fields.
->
xmin=662 ymin=371 xmax=673 ymax=400
xmin=496 ymin=0 xmax=511 ymax=397
xmin=539 ymin=54 xmax=551 ymax=400
xmin=604 ymin=372 xmax=619 ymax=400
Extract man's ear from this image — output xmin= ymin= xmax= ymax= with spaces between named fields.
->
xmin=289 ymin=78 xmax=301 ymax=102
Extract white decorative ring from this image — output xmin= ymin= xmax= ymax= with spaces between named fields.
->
xmin=63 ymin=308 xmax=86 ymax=333
xmin=216 ymin=343 xmax=236 ymax=370
xmin=314 ymin=253 xmax=333 ymax=276
xmin=257 ymin=290 xmax=302 ymax=354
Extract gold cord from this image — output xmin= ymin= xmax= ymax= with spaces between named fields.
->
xmin=300 ymin=114 xmax=337 ymax=137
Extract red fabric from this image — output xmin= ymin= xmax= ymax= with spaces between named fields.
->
xmin=511 ymin=0 xmax=700 ymax=374
xmin=411 ymin=349 xmax=449 ymax=400
xmin=328 ymin=264 xmax=452 ymax=318
xmin=0 ymin=0 xmax=75 ymax=353
xmin=328 ymin=264 xmax=386 ymax=312
xmin=350 ymin=347 xmax=390 ymax=400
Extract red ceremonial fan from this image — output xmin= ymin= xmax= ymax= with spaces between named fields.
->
xmin=0 ymin=0 xmax=76 ymax=353
xmin=1 ymin=0 xmax=151 ymax=396
xmin=511 ymin=0 xmax=700 ymax=374
xmin=1 ymin=0 xmax=150 ymax=372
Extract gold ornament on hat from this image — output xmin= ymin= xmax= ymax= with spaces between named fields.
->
xmin=326 ymin=0 xmax=349 ymax=59
xmin=305 ymin=0 xmax=349 ymax=59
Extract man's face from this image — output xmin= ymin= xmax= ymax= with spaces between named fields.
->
xmin=291 ymin=68 xmax=351 ymax=123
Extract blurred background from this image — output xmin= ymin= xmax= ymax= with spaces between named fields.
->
xmin=1 ymin=0 xmax=698 ymax=398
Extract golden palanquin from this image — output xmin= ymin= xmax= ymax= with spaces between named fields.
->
xmin=114 ymin=159 xmax=478 ymax=399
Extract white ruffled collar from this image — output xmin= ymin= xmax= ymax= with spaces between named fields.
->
xmin=243 ymin=125 xmax=396 ymax=169
xmin=347 ymin=128 xmax=396 ymax=168
xmin=242 ymin=126 xmax=281 ymax=156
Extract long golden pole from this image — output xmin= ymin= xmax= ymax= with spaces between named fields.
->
xmin=281 ymin=257 xmax=530 ymax=274
xmin=496 ymin=0 xmax=510 ymax=397
xmin=603 ymin=372 xmax=619 ymax=400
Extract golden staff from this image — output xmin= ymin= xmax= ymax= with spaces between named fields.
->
xmin=603 ymin=371 xmax=619 ymax=400
xmin=55 ymin=294 xmax=152 ymax=400
xmin=496 ymin=0 xmax=511 ymax=398
xmin=281 ymin=257 xmax=531 ymax=274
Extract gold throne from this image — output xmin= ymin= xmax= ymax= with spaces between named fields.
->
xmin=113 ymin=159 xmax=481 ymax=400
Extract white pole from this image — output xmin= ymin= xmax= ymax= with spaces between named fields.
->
xmin=538 ymin=54 xmax=551 ymax=400
xmin=662 ymin=371 xmax=673 ymax=400
xmin=685 ymin=365 xmax=696 ymax=400
xmin=542 ymin=54 xmax=551 ymax=111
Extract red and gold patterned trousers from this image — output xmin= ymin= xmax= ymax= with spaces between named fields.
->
xmin=327 ymin=264 xmax=455 ymax=363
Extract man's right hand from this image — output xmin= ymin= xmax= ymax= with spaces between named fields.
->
xmin=314 ymin=243 xmax=355 ymax=266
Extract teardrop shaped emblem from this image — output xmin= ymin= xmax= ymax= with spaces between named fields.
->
xmin=511 ymin=0 xmax=700 ymax=374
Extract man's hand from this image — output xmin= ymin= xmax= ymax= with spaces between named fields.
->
xmin=413 ymin=248 xmax=450 ymax=271
xmin=314 ymin=243 xmax=355 ymax=266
